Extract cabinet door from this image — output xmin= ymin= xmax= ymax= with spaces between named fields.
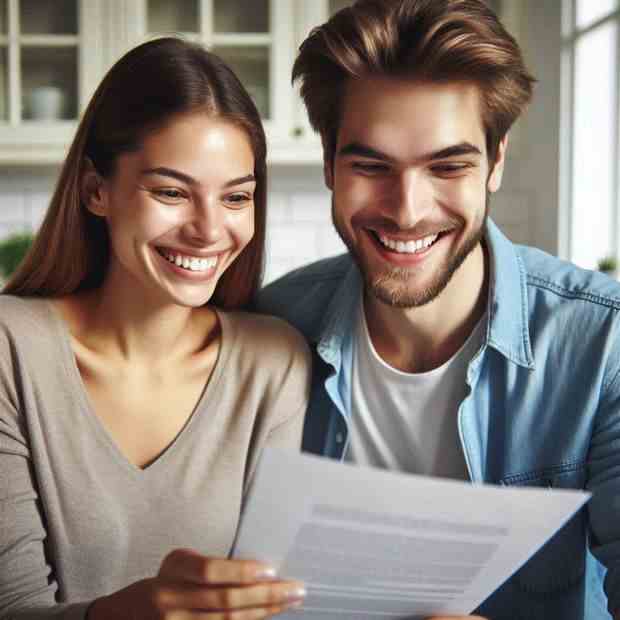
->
xmin=1 ymin=0 xmax=80 ymax=126
xmin=0 ymin=0 xmax=106 ymax=164
xmin=133 ymin=0 xmax=295 ymax=139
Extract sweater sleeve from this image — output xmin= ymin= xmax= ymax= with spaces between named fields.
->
xmin=0 ymin=332 xmax=92 ymax=620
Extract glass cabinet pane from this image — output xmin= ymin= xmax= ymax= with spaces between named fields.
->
xmin=21 ymin=47 xmax=78 ymax=120
xmin=212 ymin=46 xmax=270 ymax=118
xmin=20 ymin=0 xmax=78 ymax=35
xmin=330 ymin=0 xmax=354 ymax=16
xmin=148 ymin=0 xmax=198 ymax=33
xmin=0 ymin=48 xmax=7 ymax=121
xmin=214 ymin=0 xmax=269 ymax=33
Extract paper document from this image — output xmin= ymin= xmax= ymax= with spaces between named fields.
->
xmin=233 ymin=448 xmax=590 ymax=620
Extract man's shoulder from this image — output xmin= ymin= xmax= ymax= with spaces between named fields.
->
xmin=257 ymin=253 xmax=353 ymax=338
xmin=516 ymin=244 xmax=620 ymax=310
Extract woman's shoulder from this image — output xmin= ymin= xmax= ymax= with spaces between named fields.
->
xmin=0 ymin=294 xmax=55 ymax=333
xmin=218 ymin=310 xmax=311 ymax=418
xmin=219 ymin=309 xmax=311 ymax=369
xmin=0 ymin=295 xmax=61 ymax=376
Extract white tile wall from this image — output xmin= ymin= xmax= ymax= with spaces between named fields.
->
xmin=0 ymin=168 xmax=56 ymax=236
xmin=265 ymin=166 xmax=345 ymax=282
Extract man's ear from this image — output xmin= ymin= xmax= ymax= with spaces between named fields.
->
xmin=487 ymin=133 xmax=509 ymax=193
xmin=80 ymin=158 xmax=108 ymax=217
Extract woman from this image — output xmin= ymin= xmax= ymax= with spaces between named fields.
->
xmin=0 ymin=38 xmax=309 ymax=619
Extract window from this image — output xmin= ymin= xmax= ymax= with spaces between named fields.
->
xmin=562 ymin=0 xmax=619 ymax=269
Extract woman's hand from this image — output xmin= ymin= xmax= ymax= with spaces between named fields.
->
xmin=88 ymin=548 xmax=305 ymax=619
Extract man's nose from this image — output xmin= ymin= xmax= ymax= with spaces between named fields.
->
xmin=389 ymin=170 xmax=434 ymax=229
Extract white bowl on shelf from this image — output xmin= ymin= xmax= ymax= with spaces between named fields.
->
xmin=27 ymin=86 xmax=65 ymax=121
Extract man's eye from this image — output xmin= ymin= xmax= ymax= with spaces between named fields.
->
xmin=352 ymin=162 xmax=390 ymax=174
xmin=431 ymin=164 xmax=471 ymax=177
xmin=153 ymin=188 xmax=186 ymax=202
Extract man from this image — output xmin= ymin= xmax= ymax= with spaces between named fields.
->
xmin=258 ymin=0 xmax=620 ymax=618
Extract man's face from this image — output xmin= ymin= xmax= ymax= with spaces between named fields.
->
xmin=327 ymin=77 xmax=506 ymax=308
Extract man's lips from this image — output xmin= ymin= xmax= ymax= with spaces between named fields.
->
xmin=366 ymin=228 xmax=451 ymax=254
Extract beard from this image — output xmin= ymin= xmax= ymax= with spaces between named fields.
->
xmin=332 ymin=195 xmax=489 ymax=309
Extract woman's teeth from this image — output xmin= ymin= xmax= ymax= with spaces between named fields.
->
xmin=161 ymin=250 xmax=217 ymax=272
xmin=378 ymin=233 xmax=438 ymax=254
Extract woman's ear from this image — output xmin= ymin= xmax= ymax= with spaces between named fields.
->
xmin=81 ymin=158 xmax=107 ymax=217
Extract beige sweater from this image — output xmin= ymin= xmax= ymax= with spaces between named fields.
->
xmin=0 ymin=295 xmax=311 ymax=619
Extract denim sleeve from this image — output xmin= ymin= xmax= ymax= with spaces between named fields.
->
xmin=587 ymin=351 xmax=620 ymax=618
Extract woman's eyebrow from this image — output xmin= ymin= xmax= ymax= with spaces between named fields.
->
xmin=141 ymin=167 xmax=196 ymax=185
xmin=140 ymin=168 xmax=255 ymax=188
xmin=224 ymin=174 xmax=256 ymax=188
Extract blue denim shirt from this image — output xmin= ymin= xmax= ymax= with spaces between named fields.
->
xmin=257 ymin=219 xmax=620 ymax=620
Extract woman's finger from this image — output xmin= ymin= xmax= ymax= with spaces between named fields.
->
xmin=159 ymin=549 xmax=276 ymax=585
xmin=152 ymin=580 xmax=305 ymax=612
xmin=200 ymin=581 xmax=305 ymax=611
xmin=168 ymin=601 xmax=303 ymax=620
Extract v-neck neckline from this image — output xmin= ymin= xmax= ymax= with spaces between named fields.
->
xmin=44 ymin=299 xmax=230 ymax=477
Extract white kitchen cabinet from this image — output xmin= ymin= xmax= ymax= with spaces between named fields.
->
xmin=0 ymin=0 xmax=520 ymax=166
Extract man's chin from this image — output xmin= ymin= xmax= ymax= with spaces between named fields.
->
xmin=363 ymin=260 xmax=458 ymax=308
xmin=369 ymin=279 xmax=441 ymax=309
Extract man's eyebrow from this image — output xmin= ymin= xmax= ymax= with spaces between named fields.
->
xmin=337 ymin=141 xmax=482 ymax=162
xmin=428 ymin=142 xmax=482 ymax=160
xmin=140 ymin=167 xmax=255 ymax=188
xmin=338 ymin=143 xmax=393 ymax=161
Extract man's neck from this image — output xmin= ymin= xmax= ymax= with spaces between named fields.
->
xmin=363 ymin=243 xmax=489 ymax=374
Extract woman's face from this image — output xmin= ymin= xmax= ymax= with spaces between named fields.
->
xmin=86 ymin=112 xmax=256 ymax=308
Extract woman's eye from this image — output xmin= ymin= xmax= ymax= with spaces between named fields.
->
xmin=225 ymin=193 xmax=253 ymax=208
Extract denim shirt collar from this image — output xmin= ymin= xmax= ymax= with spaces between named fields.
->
xmin=315 ymin=263 xmax=362 ymax=372
xmin=315 ymin=218 xmax=534 ymax=374
xmin=484 ymin=219 xmax=534 ymax=369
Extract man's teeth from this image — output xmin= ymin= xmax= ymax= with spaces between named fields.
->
xmin=163 ymin=251 xmax=217 ymax=272
xmin=378 ymin=233 xmax=439 ymax=254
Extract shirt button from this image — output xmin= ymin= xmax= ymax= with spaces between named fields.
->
xmin=336 ymin=433 xmax=344 ymax=443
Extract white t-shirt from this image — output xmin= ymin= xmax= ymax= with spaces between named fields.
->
xmin=346 ymin=300 xmax=485 ymax=480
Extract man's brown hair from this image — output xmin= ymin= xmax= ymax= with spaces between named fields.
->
xmin=293 ymin=0 xmax=536 ymax=165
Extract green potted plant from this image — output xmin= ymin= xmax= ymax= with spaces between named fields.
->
xmin=597 ymin=255 xmax=618 ymax=278
xmin=0 ymin=232 xmax=34 ymax=282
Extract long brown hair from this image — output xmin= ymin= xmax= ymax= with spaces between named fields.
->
xmin=293 ymin=0 xmax=536 ymax=165
xmin=5 ymin=37 xmax=267 ymax=309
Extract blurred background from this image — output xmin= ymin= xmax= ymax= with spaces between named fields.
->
xmin=0 ymin=0 xmax=616 ymax=282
